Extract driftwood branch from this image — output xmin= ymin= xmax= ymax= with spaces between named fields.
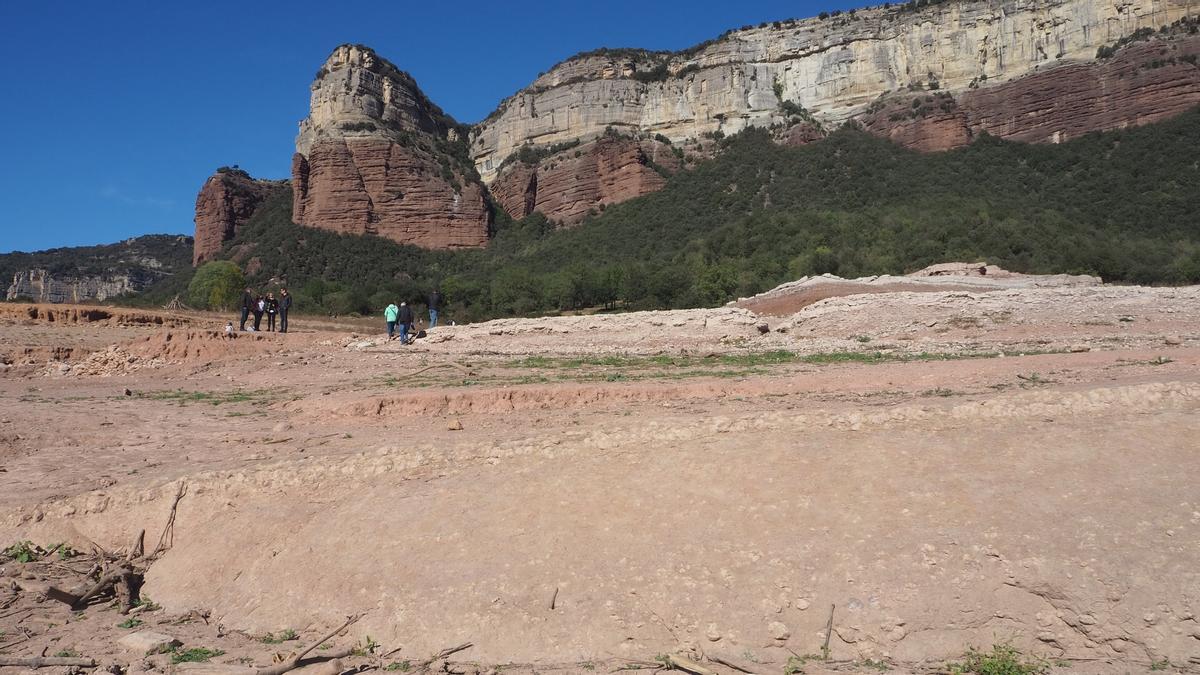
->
xmin=664 ymin=654 xmax=717 ymax=675
xmin=822 ymin=603 xmax=836 ymax=658
xmin=708 ymin=655 xmax=757 ymax=674
xmin=0 ymin=656 xmax=97 ymax=668
xmin=255 ymin=614 xmax=362 ymax=675
xmin=149 ymin=482 xmax=188 ymax=559
xmin=611 ymin=662 xmax=661 ymax=672
xmin=127 ymin=529 xmax=145 ymax=560
xmin=416 ymin=642 xmax=473 ymax=671
xmin=75 ymin=566 xmax=129 ymax=608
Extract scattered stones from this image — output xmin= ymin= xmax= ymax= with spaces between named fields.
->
xmin=448 ymin=419 xmax=464 ymax=431
xmin=794 ymin=598 xmax=811 ymax=611
xmin=1165 ymin=336 xmax=1183 ymax=345
xmin=706 ymin=623 xmax=722 ymax=641
xmin=116 ymin=630 xmax=180 ymax=655
xmin=767 ymin=621 xmax=790 ymax=641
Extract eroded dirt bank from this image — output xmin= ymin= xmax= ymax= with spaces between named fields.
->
xmin=1 ymin=281 xmax=1198 ymax=674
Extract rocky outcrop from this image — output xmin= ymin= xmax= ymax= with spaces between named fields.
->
xmin=471 ymin=0 xmax=1196 ymax=180
xmin=861 ymin=33 xmax=1200 ymax=150
xmin=490 ymin=137 xmax=681 ymax=224
xmin=291 ymin=45 xmax=490 ymax=248
xmin=193 ymin=169 xmax=283 ymax=265
xmin=1 ymin=235 xmax=192 ymax=304
xmin=6 ymin=269 xmax=148 ymax=303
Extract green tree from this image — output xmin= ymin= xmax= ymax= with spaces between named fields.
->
xmin=187 ymin=261 xmax=244 ymax=311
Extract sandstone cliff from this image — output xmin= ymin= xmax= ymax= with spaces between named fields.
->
xmin=490 ymin=136 xmax=681 ymax=224
xmin=860 ymin=32 xmax=1200 ymax=149
xmin=470 ymin=0 xmax=1197 ymax=180
xmin=193 ymin=168 xmax=285 ymax=265
xmin=291 ymin=45 xmax=490 ymax=248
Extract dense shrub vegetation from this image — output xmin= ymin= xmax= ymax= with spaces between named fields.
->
xmin=157 ymin=108 xmax=1200 ymax=322
xmin=187 ymin=261 xmax=245 ymax=310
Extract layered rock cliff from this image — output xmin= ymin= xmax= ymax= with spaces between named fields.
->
xmin=290 ymin=45 xmax=490 ymax=249
xmin=7 ymin=269 xmax=149 ymax=303
xmin=489 ymin=136 xmax=681 ymax=223
xmin=2 ymin=235 xmax=193 ymax=304
xmin=470 ymin=0 xmax=1197 ymax=180
xmin=861 ymin=31 xmax=1200 ymax=149
xmin=193 ymin=168 xmax=285 ymax=265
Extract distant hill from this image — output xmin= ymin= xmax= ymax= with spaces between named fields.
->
xmin=209 ymin=107 xmax=1200 ymax=321
xmin=0 ymin=235 xmax=193 ymax=305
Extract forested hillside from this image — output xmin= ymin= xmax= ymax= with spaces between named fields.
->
xmin=189 ymin=107 xmax=1200 ymax=321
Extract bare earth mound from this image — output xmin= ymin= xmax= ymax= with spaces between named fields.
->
xmin=1 ymin=276 xmax=1197 ymax=674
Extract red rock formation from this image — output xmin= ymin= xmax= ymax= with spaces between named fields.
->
xmin=861 ymin=36 xmax=1200 ymax=151
xmin=291 ymin=138 xmax=490 ymax=247
xmin=779 ymin=122 xmax=827 ymax=147
xmin=193 ymin=170 xmax=282 ymax=266
xmin=491 ymin=137 xmax=680 ymax=225
xmin=489 ymin=163 xmax=537 ymax=221
xmin=292 ymin=45 xmax=491 ymax=249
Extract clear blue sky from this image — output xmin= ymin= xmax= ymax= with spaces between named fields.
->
xmin=0 ymin=0 xmax=860 ymax=254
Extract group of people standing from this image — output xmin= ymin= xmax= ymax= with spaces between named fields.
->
xmin=239 ymin=287 xmax=292 ymax=333
xmin=385 ymin=289 xmax=441 ymax=344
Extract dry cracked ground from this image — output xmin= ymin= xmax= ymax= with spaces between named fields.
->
xmin=0 ymin=278 xmax=1198 ymax=675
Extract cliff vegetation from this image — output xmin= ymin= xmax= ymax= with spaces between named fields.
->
xmin=204 ymin=107 xmax=1200 ymax=321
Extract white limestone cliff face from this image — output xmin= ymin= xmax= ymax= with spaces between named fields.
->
xmin=6 ymin=269 xmax=150 ymax=303
xmin=297 ymin=44 xmax=453 ymax=155
xmin=470 ymin=0 xmax=1196 ymax=182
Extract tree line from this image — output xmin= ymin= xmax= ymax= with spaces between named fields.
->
xmin=171 ymin=107 xmax=1200 ymax=321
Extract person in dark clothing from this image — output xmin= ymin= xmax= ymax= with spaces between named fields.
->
xmin=397 ymin=301 xmax=415 ymax=344
xmin=252 ymin=295 xmax=265 ymax=331
xmin=239 ymin=288 xmax=254 ymax=331
xmin=265 ymin=292 xmax=279 ymax=332
xmin=278 ymin=288 xmax=292 ymax=333
xmin=427 ymin=289 xmax=442 ymax=328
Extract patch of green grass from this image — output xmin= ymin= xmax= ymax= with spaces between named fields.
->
xmin=948 ymin=644 xmax=1048 ymax=675
xmin=858 ymin=658 xmax=891 ymax=671
xmin=169 ymin=647 xmax=225 ymax=664
xmin=117 ymin=618 xmax=143 ymax=629
xmin=136 ymin=388 xmax=276 ymax=406
xmin=1016 ymin=372 xmax=1056 ymax=386
xmin=1150 ymin=659 xmax=1170 ymax=671
xmin=453 ymin=348 xmax=1076 ymax=390
xmin=922 ymin=387 xmax=959 ymax=397
xmin=260 ymin=628 xmax=298 ymax=644
xmin=385 ymin=662 xmax=411 ymax=672
xmin=1113 ymin=356 xmax=1174 ymax=368
xmin=353 ymin=635 xmax=380 ymax=656
xmin=3 ymin=541 xmax=37 ymax=562
xmin=133 ymin=596 xmax=160 ymax=611
xmin=54 ymin=650 xmax=79 ymax=658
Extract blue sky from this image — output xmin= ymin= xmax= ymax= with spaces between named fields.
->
xmin=0 ymin=0 xmax=860 ymax=254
